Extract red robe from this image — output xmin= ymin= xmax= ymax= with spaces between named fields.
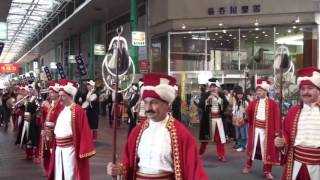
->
xmin=39 ymin=100 xmax=64 ymax=174
xmin=121 ymin=116 xmax=208 ymax=180
xmin=281 ymin=104 xmax=311 ymax=180
xmin=48 ymin=103 xmax=96 ymax=180
xmin=245 ymin=98 xmax=281 ymax=165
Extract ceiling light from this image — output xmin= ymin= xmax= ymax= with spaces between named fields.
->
xmin=255 ymin=28 xmax=260 ymax=31
xmin=262 ymin=31 xmax=266 ymax=34
xmin=218 ymin=22 xmax=223 ymax=27
xmin=276 ymin=32 xmax=280 ymax=35
xmin=181 ymin=24 xmax=186 ymax=30
xmin=299 ymin=27 xmax=303 ymax=31
xmin=229 ymin=34 xmax=232 ymax=37
xmin=256 ymin=36 xmax=259 ymax=39
xmin=295 ymin=16 xmax=300 ymax=24
xmin=288 ymin=29 xmax=292 ymax=33
xmin=242 ymin=35 xmax=246 ymax=38
xmin=264 ymin=34 xmax=268 ymax=37
xmin=276 ymin=34 xmax=304 ymax=45
xmin=254 ymin=19 xmax=259 ymax=26
xmin=215 ymin=33 xmax=218 ymax=36
xmin=292 ymin=26 xmax=297 ymax=29
xmin=222 ymin=29 xmax=227 ymax=33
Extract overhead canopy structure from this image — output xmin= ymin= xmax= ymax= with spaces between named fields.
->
xmin=0 ymin=0 xmax=66 ymax=63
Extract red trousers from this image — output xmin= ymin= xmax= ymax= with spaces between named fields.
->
xmin=296 ymin=164 xmax=311 ymax=180
xmin=199 ymin=126 xmax=225 ymax=158
xmin=246 ymin=158 xmax=272 ymax=173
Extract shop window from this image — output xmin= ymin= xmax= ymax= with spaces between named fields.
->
xmin=151 ymin=35 xmax=168 ymax=72
xmin=275 ymin=25 xmax=318 ymax=70
xmin=207 ymin=29 xmax=239 ymax=71
xmin=240 ymin=27 xmax=275 ymax=71
xmin=169 ymin=32 xmax=206 ymax=71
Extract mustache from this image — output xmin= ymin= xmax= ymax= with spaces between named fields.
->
xmin=145 ymin=110 xmax=155 ymax=114
xmin=302 ymin=94 xmax=312 ymax=97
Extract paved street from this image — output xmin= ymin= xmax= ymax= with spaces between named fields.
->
xmin=0 ymin=116 xmax=282 ymax=180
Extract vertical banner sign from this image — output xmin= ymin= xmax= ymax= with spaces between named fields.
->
xmin=75 ymin=55 xmax=87 ymax=76
xmin=56 ymin=63 xmax=66 ymax=79
xmin=44 ymin=66 xmax=52 ymax=81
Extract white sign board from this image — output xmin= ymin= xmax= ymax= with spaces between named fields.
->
xmin=0 ymin=22 xmax=7 ymax=40
xmin=132 ymin=31 xmax=146 ymax=46
xmin=94 ymin=44 xmax=105 ymax=55
xmin=68 ymin=55 xmax=76 ymax=63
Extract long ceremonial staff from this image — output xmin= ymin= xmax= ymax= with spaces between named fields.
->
xmin=112 ymin=27 xmax=122 ymax=180
xmin=277 ymin=48 xmax=289 ymax=140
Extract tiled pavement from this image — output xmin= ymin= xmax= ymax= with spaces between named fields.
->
xmin=0 ymin=116 xmax=282 ymax=180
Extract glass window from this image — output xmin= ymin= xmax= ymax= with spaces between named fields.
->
xmin=240 ymin=27 xmax=275 ymax=71
xmin=169 ymin=32 xmax=206 ymax=71
xmin=207 ymin=29 xmax=239 ymax=71
xmin=275 ymin=25 xmax=318 ymax=71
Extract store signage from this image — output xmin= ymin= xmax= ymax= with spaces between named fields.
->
xmin=94 ymin=44 xmax=106 ymax=55
xmin=132 ymin=31 xmax=146 ymax=46
xmin=68 ymin=55 xmax=76 ymax=63
xmin=139 ymin=60 xmax=149 ymax=73
xmin=208 ymin=4 xmax=260 ymax=16
xmin=0 ymin=22 xmax=7 ymax=40
xmin=0 ymin=63 xmax=19 ymax=74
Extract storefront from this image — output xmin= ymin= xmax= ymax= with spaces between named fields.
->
xmin=168 ymin=25 xmax=318 ymax=92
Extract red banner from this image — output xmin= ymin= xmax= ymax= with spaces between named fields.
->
xmin=0 ymin=63 xmax=19 ymax=74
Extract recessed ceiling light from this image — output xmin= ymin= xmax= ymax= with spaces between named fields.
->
xmin=218 ymin=22 xmax=223 ymax=27
xmin=264 ymin=34 xmax=268 ymax=37
xmin=262 ymin=31 xmax=266 ymax=34
xmin=215 ymin=33 xmax=218 ymax=36
xmin=256 ymin=36 xmax=259 ymax=39
xmin=242 ymin=35 xmax=246 ymax=38
xmin=229 ymin=34 xmax=232 ymax=37
xmin=254 ymin=19 xmax=259 ymax=26
xmin=181 ymin=24 xmax=186 ymax=30
xmin=276 ymin=32 xmax=279 ymax=35
xmin=288 ymin=29 xmax=292 ymax=33
xmin=222 ymin=29 xmax=227 ymax=33
xmin=292 ymin=26 xmax=297 ymax=29
xmin=255 ymin=28 xmax=260 ymax=31
xmin=299 ymin=27 xmax=303 ymax=31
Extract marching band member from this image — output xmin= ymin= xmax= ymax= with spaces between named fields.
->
xmin=48 ymin=79 xmax=95 ymax=180
xmin=275 ymin=67 xmax=320 ymax=180
xmin=107 ymin=73 xmax=208 ymax=179
xmin=199 ymin=79 xmax=227 ymax=162
xmin=83 ymin=80 xmax=99 ymax=141
xmin=39 ymin=81 xmax=64 ymax=176
xmin=127 ymin=83 xmax=140 ymax=135
xmin=242 ymin=79 xmax=281 ymax=180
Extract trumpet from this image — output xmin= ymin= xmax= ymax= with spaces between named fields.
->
xmin=12 ymin=95 xmax=30 ymax=108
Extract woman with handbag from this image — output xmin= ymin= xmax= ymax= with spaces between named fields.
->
xmin=232 ymin=87 xmax=249 ymax=152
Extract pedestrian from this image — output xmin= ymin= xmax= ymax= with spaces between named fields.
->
xmin=232 ymin=87 xmax=248 ymax=152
